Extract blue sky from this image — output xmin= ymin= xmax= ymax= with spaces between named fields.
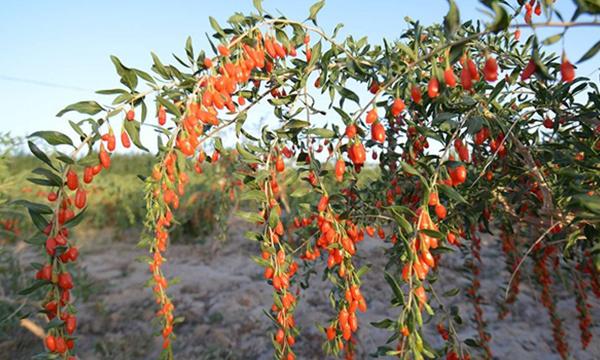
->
xmin=1 ymin=0 xmax=598 ymax=150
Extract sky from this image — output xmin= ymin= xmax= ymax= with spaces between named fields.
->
xmin=0 ymin=0 xmax=598 ymax=152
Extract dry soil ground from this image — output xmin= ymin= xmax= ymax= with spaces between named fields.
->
xmin=5 ymin=218 xmax=600 ymax=359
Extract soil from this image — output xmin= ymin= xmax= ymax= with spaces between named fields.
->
xmin=5 ymin=218 xmax=600 ymax=359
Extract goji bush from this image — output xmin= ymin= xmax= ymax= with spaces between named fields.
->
xmin=13 ymin=0 xmax=600 ymax=359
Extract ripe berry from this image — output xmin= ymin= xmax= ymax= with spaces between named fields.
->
xmin=560 ymin=54 xmax=575 ymax=83
xmin=99 ymin=143 xmax=111 ymax=169
xmin=74 ymin=188 xmax=87 ymax=209
xmin=467 ymin=58 xmax=480 ymax=81
xmin=391 ymin=98 xmax=405 ymax=117
xmin=45 ymin=335 xmax=56 ymax=352
xmin=483 ymin=56 xmax=498 ymax=82
xmin=55 ymin=337 xmax=67 ymax=353
xmin=66 ymin=170 xmax=78 ymax=191
xmin=36 ymin=264 xmax=53 ymax=281
xmin=121 ymin=129 xmax=131 ymax=148
xmin=460 ymin=66 xmax=472 ymax=91
xmin=444 ymin=67 xmax=457 ymax=88
xmin=449 ymin=165 xmax=467 ymax=185
xmin=411 ymin=85 xmax=422 ymax=104
xmin=435 ymin=204 xmax=447 ymax=219
xmin=57 ymin=272 xmax=73 ymax=290
xmin=366 ymin=108 xmax=378 ymax=124
xmin=158 ymin=106 xmax=167 ymax=125
xmin=126 ymin=109 xmax=135 ymax=121
xmin=317 ymin=195 xmax=329 ymax=212
xmin=427 ymin=77 xmax=440 ymax=98
xmin=335 ymin=159 xmax=345 ymax=182
xmin=371 ymin=121 xmax=386 ymax=143
xmin=349 ymin=142 xmax=366 ymax=166
xmin=83 ymin=166 xmax=94 ymax=184
xmin=218 ymin=44 xmax=230 ymax=57
xmin=275 ymin=155 xmax=285 ymax=173
xmin=521 ymin=59 xmax=536 ymax=81
xmin=345 ymin=124 xmax=357 ymax=138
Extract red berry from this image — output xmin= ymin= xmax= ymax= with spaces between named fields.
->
xmin=521 ymin=59 xmax=537 ymax=81
xmin=444 ymin=67 xmax=457 ymax=88
xmin=45 ymin=335 xmax=56 ymax=352
xmin=58 ymin=272 xmax=73 ymax=290
xmin=411 ymin=85 xmax=422 ymax=104
xmin=345 ymin=124 xmax=357 ymax=138
xmin=427 ymin=77 xmax=440 ymax=98
xmin=391 ymin=98 xmax=405 ymax=117
xmin=483 ymin=56 xmax=498 ymax=82
xmin=371 ymin=121 xmax=386 ymax=143
xmin=126 ymin=109 xmax=135 ymax=121
xmin=66 ymin=170 xmax=78 ymax=191
xmin=74 ymin=188 xmax=87 ymax=209
xmin=560 ymin=55 xmax=575 ymax=83
xmin=121 ymin=129 xmax=131 ymax=148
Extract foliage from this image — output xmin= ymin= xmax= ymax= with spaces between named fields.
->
xmin=10 ymin=1 xmax=600 ymax=360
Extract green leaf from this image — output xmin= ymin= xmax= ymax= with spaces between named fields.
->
xmin=371 ymin=319 xmax=396 ymax=330
xmin=134 ymin=69 xmax=155 ymax=84
xmin=185 ymin=36 xmax=194 ymax=63
xmin=25 ymin=233 xmax=46 ymax=245
xmin=384 ymin=271 xmax=404 ymax=305
xmin=29 ymin=131 xmax=73 ymax=147
xmin=156 ymin=97 xmax=182 ymax=118
xmin=485 ymin=2 xmax=509 ymax=33
xmin=285 ymin=120 xmax=310 ymax=129
xmin=290 ymin=187 xmax=311 ymax=198
xmin=28 ymin=210 xmax=49 ymax=232
xmin=573 ymin=0 xmax=600 ymax=15
xmin=577 ymin=39 xmax=600 ymax=63
xmin=466 ymin=115 xmax=484 ymax=134
xmin=397 ymin=42 xmax=417 ymax=62
xmin=239 ymin=190 xmax=267 ymax=202
xmin=443 ymin=0 xmax=460 ymax=37
xmin=32 ymin=168 xmax=63 ymax=186
xmin=542 ymin=33 xmax=563 ymax=46
xmin=236 ymin=210 xmax=264 ymax=224
xmin=464 ymin=338 xmax=480 ymax=347
xmin=209 ymin=16 xmax=226 ymax=38
xmin=420 ymin=229 xmax=444 ymax=239
xmin=571 ymin=194 xmax=600 ymax=214
xmin=390 ymin=209 xmax=413 ymax=233
xmin=56 ymin=101 xmax=103 ymax=117
xmin=27 ymin=141 xmax=56 ymax=170
xmin=12 ymin=200 xmax=53 ymax=214
xmin=253 ymin=0 xmax=265 ymax=14
xmin=337 ymin=87 xmax=360 ymax=104
xmin=307 ymin=41 xmax=321 ymax=69
xmin=308 ymin=128 xmax=335 ymax=138
xmin=110 ymin=55 xmax=138 ymax=90
xmin=19 ymin=280 xmax=49 ymax=296
xmin=438 ymin=183 xmax=468 ymax=204
xmin=96 ymin=88 xmax=128 ymax=95
xmin=64 ymin=207 xmax=87 ymax=228
xmin=308 ymin=0 xmax=325 ymax=25
xmin=443 ymin=288 xmax=460 ymax=297
xmin=123 ymin=120 xmax=149 ymax=151
xmin=151 ymin=52 xmax=171 ymax=79
xmin=268 ymin=209 xmax=279 ymax=229
xmin=236 ymin=143 xmax=261 ymax=163
xmin=488 ymin=79 xmax=505 ymax=102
